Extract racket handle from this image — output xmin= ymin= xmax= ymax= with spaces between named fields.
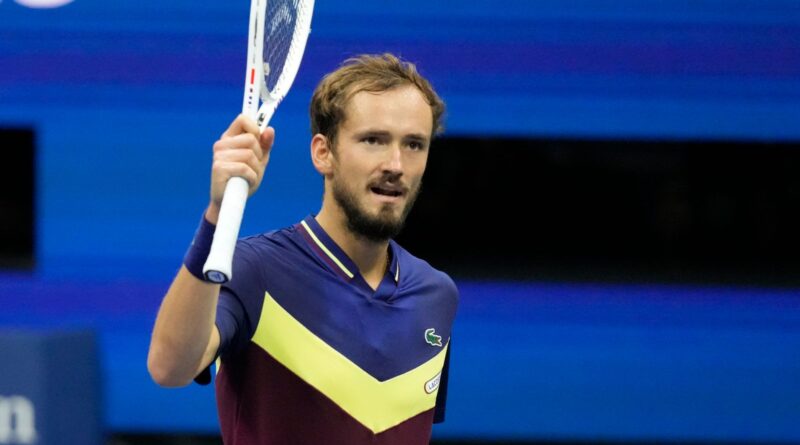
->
xmin=203 ymin=176 xmax=249 ymax=283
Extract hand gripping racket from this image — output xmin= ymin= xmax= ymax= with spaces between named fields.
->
xmin=203 ymin=0 xmax=314 ymax=283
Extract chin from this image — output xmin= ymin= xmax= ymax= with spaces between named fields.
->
xmin=375 ymin=207 xmax=404 ymax=224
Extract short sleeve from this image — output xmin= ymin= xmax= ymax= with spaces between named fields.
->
xmin=193 ymin=287 xmax=250 ymax=386
xmin=216 ymin=287 xmax=251 ymax=358
xmin=216 ymin=238 xmax=270 ymax=357
xmin=193 ymin=239 xmax=265 ymax=385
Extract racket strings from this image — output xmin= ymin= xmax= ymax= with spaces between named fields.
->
xmin=263 ymin=0 xmax=312 ymax=97
xmin=263 ymin=0 xmax=314 ymax=100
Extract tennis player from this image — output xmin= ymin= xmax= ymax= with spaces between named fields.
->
xmin=148 ymin=53 xmax=458 ymax=444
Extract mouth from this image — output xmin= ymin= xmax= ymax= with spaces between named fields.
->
xmin=370 ymin=184 xmax=405 ymax=200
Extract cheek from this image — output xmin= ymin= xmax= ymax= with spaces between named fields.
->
xmin=409 ymin=157 xmax=428 ymax=180
xmin=411 ymin=150 xmax=429 ymax=170
xmin=338 ymin=152 xmax=373 ymax=174
xmin=333 ymin=162 xmax=368 ymax=191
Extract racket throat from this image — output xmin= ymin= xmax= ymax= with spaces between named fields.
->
xmin=256 ymin=103 xmax=277 ymax=128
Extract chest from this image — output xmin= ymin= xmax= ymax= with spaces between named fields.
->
xmin=263 ymin=284 xmax=448 ymax=380
xmin=249 ymin=291 xmax=449 ymax=434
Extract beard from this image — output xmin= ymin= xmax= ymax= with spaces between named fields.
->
xmin=332 ymin=177 xmax=421 ymax=243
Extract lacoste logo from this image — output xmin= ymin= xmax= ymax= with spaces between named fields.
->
xmin=424 ymin=328 xmax=442 ymax=347
xmin=425 ymin=371 xmax=441 ymax=394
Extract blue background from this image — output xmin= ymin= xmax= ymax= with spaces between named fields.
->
xmin=1 ymin=0 xmax=799 ymax=442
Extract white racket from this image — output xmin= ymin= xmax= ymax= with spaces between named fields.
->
xmin=203 ymin=0 xmax=314 ymax=284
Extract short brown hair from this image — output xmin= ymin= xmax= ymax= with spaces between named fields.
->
xmin=310 ymin=53 xmax=445 ymax=145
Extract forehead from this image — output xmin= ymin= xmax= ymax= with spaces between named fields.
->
xmin=340 ymin=85 xmax=433 ymax=136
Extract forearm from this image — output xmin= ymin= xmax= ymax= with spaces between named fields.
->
xmin=148 ymin=267 xmax=220 ymax=387
xmin=148 ymin=116 xmax=271 ymax=387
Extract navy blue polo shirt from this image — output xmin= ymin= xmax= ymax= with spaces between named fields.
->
xmin=209 ymin=215 xmax=458 ymax=445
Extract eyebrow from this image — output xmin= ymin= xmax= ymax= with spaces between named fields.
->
xmin=354 ymin=130 xmax=430 ymax=144
xmin=404 ymin=134 xmax=429 ymax=144
xmin=354 ymin=130 xmax=392 ymax=139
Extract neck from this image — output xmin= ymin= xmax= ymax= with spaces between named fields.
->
xmin=315 ymin=204 xmax=390 ymax=282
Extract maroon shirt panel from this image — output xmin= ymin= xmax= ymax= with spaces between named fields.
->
xmin=216 ymin=343 xmax=436 ymax=445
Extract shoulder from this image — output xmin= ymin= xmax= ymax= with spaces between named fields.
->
xmin=236 ymin=224 xmax=300 ymax=260
xmin=226 ymin=224 xmax=304 ymax=285
xmin=393 ymin=241 xmax=459 ymax=304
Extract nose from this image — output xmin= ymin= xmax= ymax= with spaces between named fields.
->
xmin=382 ymin=143 xmax=403 ymax=175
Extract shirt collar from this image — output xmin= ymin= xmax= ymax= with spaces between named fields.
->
xmin=388 ymin=239 xmax=400 ymax=283
xmin=298 ymin=215 xmax=400 ymax=284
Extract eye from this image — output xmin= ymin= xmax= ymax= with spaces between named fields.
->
xmin=362 ymin=136 xmax=380 ymax=145
xmin=408 ymin=141 xmax=426 ymax=151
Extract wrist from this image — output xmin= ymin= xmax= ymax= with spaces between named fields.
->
xmin=183 ymin=215 xmax=217 ymax=281
xmin=204 ymin=204 xmax=221 ymax=225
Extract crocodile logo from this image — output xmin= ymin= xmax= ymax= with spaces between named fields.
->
xmin=424 ymin=328 xmax=442 ymax=347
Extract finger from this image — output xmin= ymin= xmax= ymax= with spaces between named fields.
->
xmin=259 ymin=127 xmax=275 ymax=167
xmin=214 ymin=133 xmax=260 ymax=156
xmin=221 ymin=114 xmax=260 ymax=139
xmin=212 ymin=161 xmax=259 ymax=187
xmin=213 ymin=148 xmax=261 ymax=173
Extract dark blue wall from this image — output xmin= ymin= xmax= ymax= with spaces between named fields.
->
xmin=1 ymin=0 xmax=799 ymax=442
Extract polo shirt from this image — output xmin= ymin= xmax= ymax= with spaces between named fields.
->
xmin=209 ymin=215 xmax=459 ymax=444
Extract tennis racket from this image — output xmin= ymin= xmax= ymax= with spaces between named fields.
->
xmin=203 ymin=0 xmax=314 ymax=283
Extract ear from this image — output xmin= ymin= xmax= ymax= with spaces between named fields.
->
xmin=310 ymin=134 xmax=334 ymax=176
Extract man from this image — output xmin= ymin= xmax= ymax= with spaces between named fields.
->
xmin=148 ymin=53 xmax=458 ymax=444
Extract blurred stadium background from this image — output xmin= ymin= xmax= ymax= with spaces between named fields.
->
xmin=1 ymin=0 xmax=799 ymax=444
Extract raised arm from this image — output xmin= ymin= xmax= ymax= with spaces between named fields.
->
xmin=147 ymin=115 xmax=274 ymax=387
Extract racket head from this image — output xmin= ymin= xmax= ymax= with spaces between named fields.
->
xmin=256 ymin=0 xmax=314 ymax=127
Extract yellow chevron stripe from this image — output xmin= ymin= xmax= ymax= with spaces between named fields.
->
xmin=252 ymin=292 xmax=447 ymax=434
xmin=300 ymin=220 xmax=354 ymax=278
